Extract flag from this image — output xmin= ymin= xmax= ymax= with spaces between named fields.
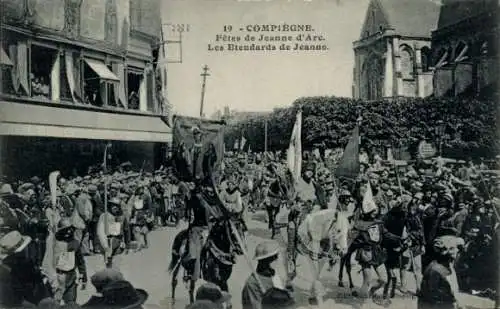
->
xmin=335 ymin=125 xmax=360 ymax=180
xmin=287 ymin=110 xmax=302 ymax=182
xmin=362 ymin=182 xmax=377 ymax=214
xmin=234 ymin=140 xmax=239 ymax=150
xmin=240 ymin=135 xmax=246 ymax=151
xmin=172 ymin=115 xmax=225 ymax=182
xmin=157 ymin=25 xmax=172 ymax=124
xmin=387 ymin=148 xmax=394 ymax=162
xmin=49 ymin=171 xmax=60 ymax=207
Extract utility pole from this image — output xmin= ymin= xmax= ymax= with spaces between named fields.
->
xmin=200 ymin=65 xmax=210 ymax=118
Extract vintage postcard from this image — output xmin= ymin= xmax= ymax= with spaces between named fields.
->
xmin=0 ymin=0 xmax=498 ymax=309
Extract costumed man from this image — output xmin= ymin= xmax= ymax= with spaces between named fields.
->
xmin=400 ymin=197 xmax=425 ymax=296
xmin=53 ymin=218 xmax=87 ymax=305
xmin=341 ymin=182 xmax=389 ymax=299
xmin=250 ymin=154 xmax=265 ymax=213
xmin=150 ymin=172 xmax=166 ymax=227
xmin=265 ymin=163 xmax=281 ymax=238
xmin=129 ymin=184 xmax=153 ymax=251
xmin=88 ymin=184 xmax=104 ymax=254
xmin=296 ymin=164 xmax=318 ymax=210
xmin=97 ymin=197 xmax=128 ymax=268
xmin=382 ymin=194 xmax=412 ymax=300
xmin=181 ymin=125 xmax=221 ymax=283
xmin=219 ymin=173 xmax=246 ymax=238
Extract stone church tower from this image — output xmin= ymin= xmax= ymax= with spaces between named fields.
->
xmin=352 ymin=0 xmax=440 ymax=100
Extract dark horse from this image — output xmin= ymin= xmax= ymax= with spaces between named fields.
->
xmin=168 ymin=217 xmax=243 ymax=304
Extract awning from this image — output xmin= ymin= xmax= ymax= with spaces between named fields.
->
xmin=1 ymin=47 xmax=13 ymax=67
xmin=84 ymin=58 xmax=120 ymax=82
xmin=0 ymin=101 xmax=172 ymax=143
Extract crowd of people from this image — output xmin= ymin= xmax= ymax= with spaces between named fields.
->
xmin=0 ymin=145 xmax=499 ymax=309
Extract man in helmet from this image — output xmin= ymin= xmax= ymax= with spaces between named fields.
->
xmin=97 ymin=197 xmax=127 ymax=268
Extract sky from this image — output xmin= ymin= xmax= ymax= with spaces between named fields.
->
xmin=163 ymin=0 xmax=369 ymax=118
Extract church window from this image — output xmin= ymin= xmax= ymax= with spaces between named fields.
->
xmin=400 ymin=46 xmax=414 ymax=79
xmin=420 ymin=47 xmax=431 ymax=72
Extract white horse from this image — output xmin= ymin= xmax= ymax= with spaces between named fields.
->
xmin=289 ymin=207 xmax=351 ymax=305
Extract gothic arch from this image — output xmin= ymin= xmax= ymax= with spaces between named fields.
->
xmin=361 ymin=53 xmax=384 ymax=100
xmin=420 ymin=46 xmax=431 ymax=72
xmin=399 ymin=44 xmax=414 ymax=79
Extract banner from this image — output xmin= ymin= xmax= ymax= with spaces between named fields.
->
xmin=362 ymin=182 xmax=377 ymax=214
xmin=335 ymin=125 xmax=360 ymax=180
xmin=287 ymin=110 xmax=302 ymax=182
xmin=172 ymin=115 xmax=225 ymax=182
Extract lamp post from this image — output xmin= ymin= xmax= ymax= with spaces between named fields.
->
xmin=103 ymin=142 xmax=112 ymax=266
xmin=435 ymin=120 xmax=446 ymax=156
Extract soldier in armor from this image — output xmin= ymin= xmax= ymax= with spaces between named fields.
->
xmin=53 ymin=218 xmax=87 ymax=305
xmin=97 ymin=197 xmax=128 ymax=268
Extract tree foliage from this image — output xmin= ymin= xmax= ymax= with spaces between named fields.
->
xmin=224 ymin=96 xmax=499 ymax=159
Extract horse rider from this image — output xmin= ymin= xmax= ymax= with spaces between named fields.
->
xmin=219 ymin=173 xmax=246 ymax=237
xmin=182 ymin=179 xmax=215 ymax=283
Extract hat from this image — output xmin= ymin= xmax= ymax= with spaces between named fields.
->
xmin=120 ymin=162 xmax=132 ymax=168
xmin=339 ymin=189 xmax=351 ymax=197
xmin=109 ymin=197 xmax=122 ymax=206
xmin=192 ymin=125 xmax=201 ymax=134
xmin=254 ymin=240 xmax=280 ymax=261
xmin=0 ymin=184 xmax=13 ymax=195
xmin=88 ymin=184 xmax=98 ymax=194
xmin=100 ymin=280 xmax=148 ymax=308
xmin=83 ymin=175 xmax=91 ymax=180
xmin=91 ymin=269 xmax=125 ymax=292
xmin=195 ymin=283 xmax=231 ymax=303
xmin=65 ymin=183 xmax=80 ymax=195
xmin=380 ymin=183 xmax=390 ymax=191
xmin=433 ymin=235 xmax=465 ymax=254
xmin=18 ymin=182 xmax=35 ymax=194
xmin=30 ymin=176 xmax=41 ymax=184
xmin=56 ymin=218 xmax=74 ymax=234
xmin=414 ymin=192 xmax=424 ymax=200
xmin=0 ymin=230 xmax=32 ymax=260
xmin=74 ymin=176 xmax=83 ymax=183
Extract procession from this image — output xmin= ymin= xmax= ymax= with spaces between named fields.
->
xmin=1 ymin=106 xmax=499 ymax=309
xmin=1 ymin=0 xmax=500 ymax=308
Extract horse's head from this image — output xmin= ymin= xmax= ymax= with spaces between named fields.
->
xmin=331 ymin=210 xmax=350 ymax=256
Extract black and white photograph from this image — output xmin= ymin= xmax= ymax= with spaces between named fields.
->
xmin=0 ymin=0 xmax=499 ymax=308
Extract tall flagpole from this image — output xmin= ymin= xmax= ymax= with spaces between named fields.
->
xmin=264 ymin=119 xmax=268 ymax=153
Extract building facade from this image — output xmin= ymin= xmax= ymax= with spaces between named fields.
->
xmin=0 ymin=0 xmax=170 ymax=178
xmin=352 ymin=0 xmax=440 ymax=100
xmin=431 ymin=0 xmax=499 ymax=97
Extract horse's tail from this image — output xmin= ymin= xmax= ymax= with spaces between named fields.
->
xmin=168 ymin=228 xmax=188 ymax=273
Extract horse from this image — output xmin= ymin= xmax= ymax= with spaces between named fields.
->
xmin=168 ymin=216 xmax=243 ymax=304
xmin=288 ymin=207 xmax=351 ymax=305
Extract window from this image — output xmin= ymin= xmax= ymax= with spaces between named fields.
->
xmin=400 ymin=46 xmax=414 ymax=79
xmin=82 ymin=58 xmax=119 ymax=107
xmin=30 ymin=45 xmax=58 ymax=100
xmin=420 ymin=47 xmax=431 ymax=72
xmin=435 ymin=48 xmax=451 ymax=68
xmin=1 ymin=41 xmax=15 ymax=95
xmin=127 ymin=68 xmax=143 ymax=110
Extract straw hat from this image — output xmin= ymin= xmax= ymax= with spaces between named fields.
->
xmin=254 ymin=240 xmax=280 ymax=261
xmin=0 ymin=230 xmax=31 ymax=260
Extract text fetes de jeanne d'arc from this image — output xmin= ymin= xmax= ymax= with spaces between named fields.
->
xmin=207 ymin=24 xmax=328 ymax=52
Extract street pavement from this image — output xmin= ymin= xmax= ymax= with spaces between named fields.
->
xmin=77 ymin=211 xmax=495 ymax=309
